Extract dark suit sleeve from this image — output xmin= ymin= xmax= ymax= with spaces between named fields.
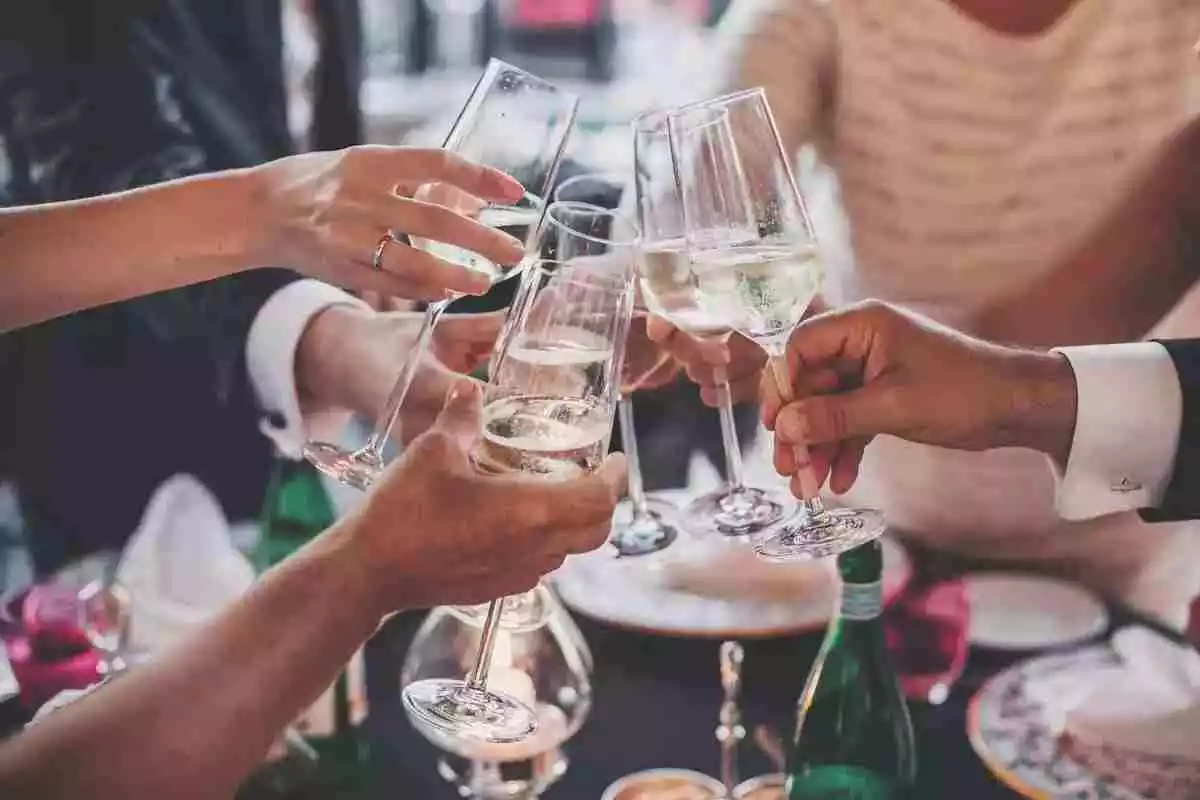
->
xmin=1140 ymin=338 xmax=1200 ymax=523
xmin=0 ymin=5 xmax=295 ymax=569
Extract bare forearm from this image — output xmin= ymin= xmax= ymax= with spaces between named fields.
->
xmin=0 ymin=169 xmax=262 ymax=332
xmin=977 ymin=120 xmax=1200 ymax=347
xmin=0 ymin=522 xmax=382 ymax=799
xmin=994 ymin=350 xmax=1078 ymax=468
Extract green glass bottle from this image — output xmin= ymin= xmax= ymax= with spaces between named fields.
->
xmin=786 ymin=540 xmax=917 ymax=799
xmin=254 ymin=457 xmax=370 ymax=792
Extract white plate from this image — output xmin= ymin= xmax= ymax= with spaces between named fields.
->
xmin=552 ymin=528 xmax=911 ymax=639
xmin=966 ymin=573 xmax=1108 ymax=651
xmin=968 ymin=645 xmax=1200 ymax=799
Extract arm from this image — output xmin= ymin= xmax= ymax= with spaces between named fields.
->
xmin=975 ymin=117 xmax=1200 ymax=347
xmin=762 ymin=302 xmax=1193 ymax=523
xmin=0 ymin=382 xmax=626 ymax=800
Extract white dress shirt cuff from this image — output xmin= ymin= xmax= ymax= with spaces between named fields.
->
xmin=1052 ymin=342 xmax=1182 ymax=520
xmin=246 ymin=280 xmax=368 ymax=459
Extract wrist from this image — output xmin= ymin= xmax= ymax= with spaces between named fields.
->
xmin=994 ymin=350 xmax=1078 ymax=466
xmin=296 ymin=305 xmax=389 ymax=418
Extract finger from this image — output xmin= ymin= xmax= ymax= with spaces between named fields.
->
xmin=828 ymin=438 xmax=870 ymax=495
xmin=430 ymin=379 xmax=483 ymax=451
xmin=645 ymin=315 xmax=679 ymax=345
xmin=358 ymin=146 xmax=525 ymax=203
xmin=562 ymin=521 xmax=611 ymax=556
xmin=385 ymin=195 xmax=524 ymax=269
xmin=773 ymin=430 xmax=796 ymax=476
xmin=368 ymin=231 xmax=493 ymax=298
xmin=776 ymin=385 xmax=901 ymax=446
xmin=435 ymin=310 xmax=507 ymax=346
xmin=784 ymin=301 xmax=880 ymax=380
xmin=699 ymin=369 xmax=761 ymax=407
xmin=761 ymin=372 xmax=785 ymax=429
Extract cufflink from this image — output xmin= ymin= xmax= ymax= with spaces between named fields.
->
xmin=1111 ymin=476 xmax=1143 ymax=494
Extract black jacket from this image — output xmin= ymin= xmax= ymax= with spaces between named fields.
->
xmin=0 ymin=0 xmax=361 ymax=573
xmin=1143 ymin=338 xmax=1200 ymax=523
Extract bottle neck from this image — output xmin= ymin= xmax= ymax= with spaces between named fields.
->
xmin=836 ymin=541 xmax=884 ymax=622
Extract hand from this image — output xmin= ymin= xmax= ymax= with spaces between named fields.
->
xmin=247 ymin=146 xmax=524 ymax=301
xmin=646 ymin=296 xmax=829 ymax=407
xmin=645 ymin=318 xmax=767 ymax=406
xmin=346 ymin=380 xmax=627 ymax=612
xmin=296 ymin=306 xmax=507 ymax=444
xmin=761 ymin=301 xmax=1078 ymax=496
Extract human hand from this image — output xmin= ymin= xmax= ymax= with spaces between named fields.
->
xmin=296 ymin=306 xmax=507 ymax=444
xmin=761 ymin=301 xmax=1078 ymax=496
xmin=645 ymin=296 xmax=829 ymax=406
xmin=347 ymin=380 xmax=627 ymax=612
xmin=248 ymin=146 xmax=524 ymax=301
xmin=644 ymin=318 xmax=766 ymax=406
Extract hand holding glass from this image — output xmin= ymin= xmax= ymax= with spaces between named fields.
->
xmin=305 ymin=59 xmax=578 ymax=489
xmin=401 ymin=202 xmax=634 ymax=744
xmin=668 ymin=88 xmax=885 ymax=561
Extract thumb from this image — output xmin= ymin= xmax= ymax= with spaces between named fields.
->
xmin=431 ymin=378 xmax=484 ymax=450
xmin=775 ymin=385 xmax=902 ymax=446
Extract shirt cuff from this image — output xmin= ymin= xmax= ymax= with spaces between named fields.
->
xmin=246 ymin=280 xmax=368 ymax=458
xmin=1052 ymin=342 xmax=1182 ymax=520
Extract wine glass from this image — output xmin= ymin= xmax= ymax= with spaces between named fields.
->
xmin=402 ymin=591 xmax=594 ymax=797
xmin=632 ymin=109 xmax=794 ymax=540
xmin=304 ymin=58 xmax=580 ymax=490
xmin=555 ymin=173 xmax=681 ymax=557
xmin=402 ymin=201 xmax=635 ymax=744
xmin=666 ymin=88 xmax=885 ymax=562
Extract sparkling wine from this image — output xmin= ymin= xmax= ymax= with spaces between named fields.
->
xmin=638 ymin=243 xmax=729 ymax=339
xmin=413 ymin=204 xmax=541 ymax=285
xmin=474 ymin=394 xmax=612 ymax=479
xmin=500 ymin=334 xmax=615 ymax=400
xmin=691 ymin=244 xmax=823 ymax=353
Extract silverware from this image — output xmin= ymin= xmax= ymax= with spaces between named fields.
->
xmin=717 ymin=640 xmax=746 ymax=797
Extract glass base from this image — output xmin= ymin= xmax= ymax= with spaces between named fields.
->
xmin=448 ymin=584 xmax=554 ymax=633
xmin=403 ymin=679 xmax=538 ymax=744
xmin=682 ymin=485 xmax=794 ymax=538
xmin=610 ymin=496 xmax=680 ymax=558
xmin=303 ymin=441 xmax=383 ymax=491
xmin=754 ymin=506 xmax=886 ymax=562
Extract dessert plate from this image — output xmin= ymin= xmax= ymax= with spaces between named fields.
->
xmin=965 ymin=573 xmax=1108 ymax=651
xmin=968 ymin=646 xmax=1200 ymax=799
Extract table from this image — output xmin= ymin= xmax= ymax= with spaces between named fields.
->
xmin=359 ymin=603 xmax=1135 ymax=798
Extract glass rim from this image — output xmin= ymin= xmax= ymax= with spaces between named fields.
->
xmin=545 ymin=200 xmax=640 ymax=248
xmin=673 ymin=86 xmax=767 ymax=114
xmin=552 ymin=171 xmax=629 ymax=203
xmin=477 ymin=57 xmax=582 ymax=103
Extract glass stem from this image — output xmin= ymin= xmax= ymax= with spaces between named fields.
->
xmin=362 ymin=300 xmax=448 ymax=455
xmin=767 ymin=356 xmax=827 ymax=520
xmin=618 ymin=396 xmax=651 ymax=519
xmin=714 ymin=368 xmax=747 ymax=492
xmin=466 ymin=597 xmax=506 ymax=690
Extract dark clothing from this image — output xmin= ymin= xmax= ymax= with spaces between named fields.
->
xmin=0 ymin=1 xmax=361 ymax=574
xmin=1143 ymin=338 xmax=1200 ymax=523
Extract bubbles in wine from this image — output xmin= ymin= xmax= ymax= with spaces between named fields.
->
xmin=475 ymin=395 xmax=611 ymax=479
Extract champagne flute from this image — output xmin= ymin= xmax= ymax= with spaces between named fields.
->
xmin=667 ymin=88 xmax=885 ymax=562
xmin=632 ymin=109 xmax=794 ymax=540
xmin=555 ymin=173 xmax=681 ymax=557
xmin=304 ymin=58 xmax=579 ymax=490
xmin=402 ymin=202 xmax=635 ymax=744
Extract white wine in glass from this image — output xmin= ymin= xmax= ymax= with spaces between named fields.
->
xmin=668 ymin=88 xmax=885 ymax=562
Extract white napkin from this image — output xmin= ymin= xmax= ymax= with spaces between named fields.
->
xmin=1055 ymin=626 xmax=1200 ymax=762
xmin=116 ymin=475 xmax=256 ymax=653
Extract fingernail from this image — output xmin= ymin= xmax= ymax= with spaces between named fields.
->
xmin=447 ymin=379 xmax=477 ymax=404
xmin=498 ymin=173 xmax=524 ymax=200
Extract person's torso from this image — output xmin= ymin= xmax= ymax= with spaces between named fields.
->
xmin=825 ymin=0 xmax=1200 ymax=317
